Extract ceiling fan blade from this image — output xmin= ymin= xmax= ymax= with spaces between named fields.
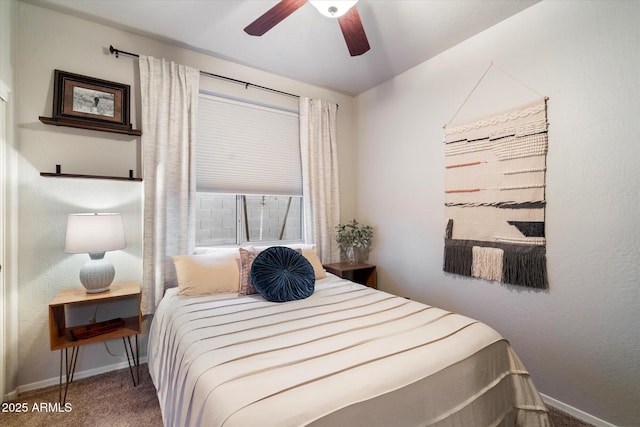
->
xmin=244 ymin=0 xmax=308 ymax=36
xmin=337 ymin=6 xmax=370 ymax=56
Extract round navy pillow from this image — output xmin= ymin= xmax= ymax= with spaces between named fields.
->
xmin=250 ymin=246 xmax=315 ymax=303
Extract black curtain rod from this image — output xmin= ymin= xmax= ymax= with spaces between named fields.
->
xmin=109 ymin=45 xmax=300 ymax=99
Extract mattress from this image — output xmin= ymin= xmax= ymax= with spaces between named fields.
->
xmin=148 ymin=274 xmax=550 ymax=426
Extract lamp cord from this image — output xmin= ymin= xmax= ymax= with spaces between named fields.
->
xmin=103 ymin=341 xmax=121 ymax=357
xmin=92 ymin=302 xmax=126 ymax=358
xmin=91 ymin=303 xmax=99 ymax=324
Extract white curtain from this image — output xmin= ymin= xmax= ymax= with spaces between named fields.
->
xmin=299 ymin=97 xmax=340 ymax=263
xmin=139 ymin=56 xmax=199 ymax=315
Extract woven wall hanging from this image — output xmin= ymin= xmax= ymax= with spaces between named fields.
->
xmin=443 ymin=96 xmax=549 ymax=289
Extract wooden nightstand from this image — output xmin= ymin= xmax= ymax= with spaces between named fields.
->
xmin=48 ymin=281 xmax=142 ymax=403
xmin=323 ymin=263 xmax=377 ymax=289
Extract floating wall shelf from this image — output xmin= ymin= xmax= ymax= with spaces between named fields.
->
xmin=40 ymin=165 xmax=142 ymax=182
xmin=40 ymin=172 xmax=142 ymax=182
xmin=39 ymin=116 xmax=142 ymax=136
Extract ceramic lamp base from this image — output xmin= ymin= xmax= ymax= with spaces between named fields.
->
xmin=79 ymin=252 xmax=115 ymax=293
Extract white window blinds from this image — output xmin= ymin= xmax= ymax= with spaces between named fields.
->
xmin=196 ymin=94 xmax=302 ymax=195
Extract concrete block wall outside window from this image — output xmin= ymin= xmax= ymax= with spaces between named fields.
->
xmin=196 ymin=193 xmax=302 ymax=246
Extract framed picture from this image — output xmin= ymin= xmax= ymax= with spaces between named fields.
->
xmin=52 ymin=70 xmax=131 ymax=131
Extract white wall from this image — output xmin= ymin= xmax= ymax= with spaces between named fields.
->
xmin=1 ymin=0 xmax=19 ymax=402
xmin=14 ymin=2 xmax=356 ymax=390
xmin=355 ymin=1 xmax=639 ymax=425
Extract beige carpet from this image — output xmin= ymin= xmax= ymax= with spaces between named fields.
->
xmin=0 ymin=364 xmax=162 ymax=427
xmin=0 ymin=364 xmax=592 ymax=426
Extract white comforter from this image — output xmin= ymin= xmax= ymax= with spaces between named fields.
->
xmin=148 ymin=275 xmax=550 ymax=426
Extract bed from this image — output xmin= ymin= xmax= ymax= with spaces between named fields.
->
xmin=148 ymin=247 xmax=550 ymax=426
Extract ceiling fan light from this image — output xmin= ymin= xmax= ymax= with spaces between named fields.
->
xmin=309 ymin=0 xmax=358 ymax=18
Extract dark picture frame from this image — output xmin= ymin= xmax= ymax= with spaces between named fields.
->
xmin=52 ymin=70 xmax=132 ymax=132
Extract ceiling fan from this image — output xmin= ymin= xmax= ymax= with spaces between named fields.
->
xmin=244 ymin=0 xmax=370 ymax=57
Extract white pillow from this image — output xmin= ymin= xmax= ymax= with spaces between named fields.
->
xmin=173 ymin=252 xmax=239 ymax=296
xmin=252 ymin=243 xmax=315 ymax=252
xmin=193 ymin=247 xmax=242 ymax=257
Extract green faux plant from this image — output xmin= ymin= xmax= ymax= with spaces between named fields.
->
xmin=335 ymin=219 xmax=373 ymax=249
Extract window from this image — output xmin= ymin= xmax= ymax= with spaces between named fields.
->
xmin=195 ymin=194 xmax=302 ymax=246
xmin=195 ymin=93 xmax=303 ymax=246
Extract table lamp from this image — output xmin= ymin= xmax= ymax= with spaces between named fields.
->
xmin=64 ymin=213 xmax=126 ymax=293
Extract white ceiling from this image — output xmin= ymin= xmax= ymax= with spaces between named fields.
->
xmin=30 ymin=0 xmax=540 ymax=96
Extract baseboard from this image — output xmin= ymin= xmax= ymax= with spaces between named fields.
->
xmin=540 ymin=393 xmax=617 ymax=427
xmin=3 ymin=388 xmax=18 ymax=402
xmin=16 ymin=356 xmax=148 ymax=395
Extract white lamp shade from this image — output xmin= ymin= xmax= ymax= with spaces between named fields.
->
xmin=64 ymin=213 xmax=126 ymax=254
xmin=309 ymin=0 xmax=358 ymax=18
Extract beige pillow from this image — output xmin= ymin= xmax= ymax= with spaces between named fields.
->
xmin=302 ymin=248 xmax=327 ymax=279
xmin=173 ymin=252 xmax=239 ymax=296
xmin=238 ymin=247 xmax=259 ymax=296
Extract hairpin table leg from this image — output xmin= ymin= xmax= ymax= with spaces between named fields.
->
xmin=123 ymin=335 xmax=139 ymax=386
xmin=59 ymin=346 xmax=79 ymax=404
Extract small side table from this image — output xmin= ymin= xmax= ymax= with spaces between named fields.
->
xmin=323 ymin=263 xmax=377 ymax=289
xmin=48 ymin=281 xmax=142 ymax=404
